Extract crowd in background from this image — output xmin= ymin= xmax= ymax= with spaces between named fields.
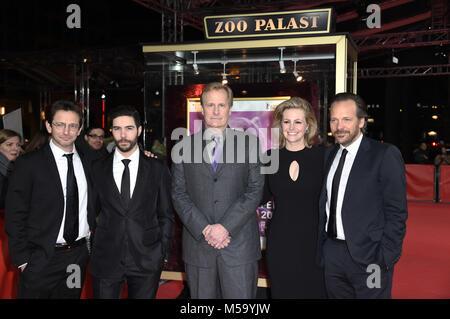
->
xmin=412 ymin=141 xmax=450 ymax=166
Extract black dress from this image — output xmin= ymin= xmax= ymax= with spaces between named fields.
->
xmin=263 ymin=146 xmax=326 ymax=299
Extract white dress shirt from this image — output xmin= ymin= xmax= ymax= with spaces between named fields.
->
xmin=325 ymin=133 xmax=363 ymax=240
xmin=113 ymin=147 xmax=140 ymax=198
xmin=50 ymin=139 xmax=90 ymax=244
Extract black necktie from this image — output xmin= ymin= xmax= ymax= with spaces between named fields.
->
xmin=328 ymin=148 xmax=348 ymax=239
xmin=121 ymin=159 xmax=131 ymax=208
xmin=63 ymin=153 xmax=79 ymax=245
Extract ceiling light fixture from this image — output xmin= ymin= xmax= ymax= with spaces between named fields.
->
xmin=392 ymin=49 xmax=399 ymax=64
xmin=221 ymin=62 xmax=228 ymax=85
xmin=278 ymin=47 xmax=286 ymax=74
xmin=192 ymin=50 xmax=199 ymax=75
xmin=292 ymin=59 xmax=303 ymax=82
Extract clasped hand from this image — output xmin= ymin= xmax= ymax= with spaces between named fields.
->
xmin=202 ymin=224 xmax=230 ymax=249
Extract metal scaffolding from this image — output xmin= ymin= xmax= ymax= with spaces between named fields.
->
xmin=359 ymin=63 xmax=450 ymax=78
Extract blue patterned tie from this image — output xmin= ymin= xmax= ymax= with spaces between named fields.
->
xmin=211 ymin=136 xmax=222 ymax=172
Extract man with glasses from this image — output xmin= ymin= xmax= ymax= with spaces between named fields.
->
xmin=5 ymin=100 xmax=96 ymax=298
xmin=84 ymin=127 xmax=105 ymax=151
xmin=76 ymin=126 xmax=109 ymax=162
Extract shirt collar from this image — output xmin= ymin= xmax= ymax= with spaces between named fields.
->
xmin=49 ymin=139 xmax=79 ymax=159
xmin=114 ymin=146 xmax=140 ymax=164
xmin=204 ymin=126 xmax=228 ymax=142
xmin=340 ymin=133 xmax=363 ymax=156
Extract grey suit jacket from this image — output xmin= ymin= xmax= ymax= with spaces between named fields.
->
xmin=171 ymin=128 xmax=264 ymax=267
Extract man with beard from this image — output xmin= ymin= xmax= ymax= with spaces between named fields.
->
xmin=89 ymin=105 xmax=174 ymax=299
xmin=317 ymin=93 xmax=407 ymax=299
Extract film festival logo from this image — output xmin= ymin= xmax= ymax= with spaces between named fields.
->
xmin=170 ymin=120 xmax=280 ymax=175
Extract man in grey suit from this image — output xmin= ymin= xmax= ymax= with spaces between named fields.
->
xmin=171 ymin=82 xmax=264 ymax=299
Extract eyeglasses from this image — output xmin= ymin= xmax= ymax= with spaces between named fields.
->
xmin=52 ymin=122 xmax=80 ymax=132
xmin=87 ymin=134 xmax=104 ymax=140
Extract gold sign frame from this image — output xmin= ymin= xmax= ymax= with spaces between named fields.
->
xmin=203 ymin=8 xmax=333 ymax=40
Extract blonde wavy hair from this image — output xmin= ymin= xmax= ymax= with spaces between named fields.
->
xmin=272 ymin=97 xmax=318 ymax=148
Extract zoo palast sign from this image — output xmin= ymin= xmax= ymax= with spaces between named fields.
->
xmin=203 ymin=8 xmax=333 ymax=40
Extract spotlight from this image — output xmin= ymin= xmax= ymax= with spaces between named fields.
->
xmin=293 ymin=71 xmax=303 ymax=81
xmin=292 ymin=59 xmax=302 ymax=81
xmin=221 ymin=62 xmax=228 ymax=85
xmin=101 ymin=94 xmax=106 ymax=99
xmin=192 ymin=51 xmax=199 ymax=75
xmin=279 ymin=60 xmax=286 ymax=73
xmin=193 ymin=63 xmax=199 ymax=75
xmin=278 ymin=47 xmax=286 ymax=73
xmin=392 ymin=49 xmax=399 ymax=64
xmin=222 ymin=75 xmax=228 ymax=85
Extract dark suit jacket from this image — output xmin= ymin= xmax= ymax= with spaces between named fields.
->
xmin=89 ymin=151 xmax=174 ymax=278
xmin=317 ymin=136 xmax=408 ymax=270
xmin=5 ymin=143 xmax=96 ymax=272
xmin=171 ymin=128 xmax=264 ymax=268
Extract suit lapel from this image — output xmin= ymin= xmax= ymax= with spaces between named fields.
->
xmin=214 ymin=127 xmax=236 ymax=177
xmin=76 ymin=147 xmax=95 ymax=227
xmin=324 ymin=144 xmax=339 ymax=177
xmin=77 ymin=148 xmax=89 ymax=173
xmin=214 ymin=131 xmax=228 ymax=176
xmin=105 ymin=153 xmax=127 ymax=213
xmin=43 ymin=144 xmax=65 ymax=206
xmin=201 ymin=134 xmax=215 ymax=177
xmin=341 ymin=136 xmax=370 ymax=213
xmin=128 ymin=153 xmax=150 ymax=212
xmin=319 ymin=144 xmax=339 ymax=208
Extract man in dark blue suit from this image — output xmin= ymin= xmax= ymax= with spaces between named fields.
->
xmin=318 ymin=93 xmax=407 ymax=299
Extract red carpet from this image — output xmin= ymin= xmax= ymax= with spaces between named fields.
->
xmin=156 ymin=202 xmax=450 ymax=299
xmin=392 ymin=202 xmax=450 ymax=299
xmin=156 ymin=280 xmax=184 ymax=299
xmin=2 ymin=202 xmax=450 ymax=299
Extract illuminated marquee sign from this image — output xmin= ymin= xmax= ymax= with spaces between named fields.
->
xmin=204 ymin=8 xmax=333 ymax=40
